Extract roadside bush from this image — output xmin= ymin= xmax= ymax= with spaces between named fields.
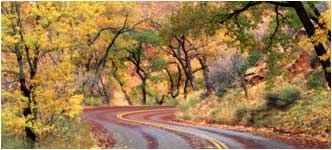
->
xmin=178 ymin=92 xmax=202 ymax=112
xmin=257 ymin=89 xmax=330 ymax=137
xmin=207 ymin=104 xmax=222 ymax=122
xmin=265 ymin=84 xmax=300 ymax=109
xmin=1 ymin=115 xmax=96 ymax=149
xmin=37 ymin=116 xmax=96 ymax=148
xmin=146 ymin=96 xmax=157 ymax=105
xmin=164 ymin=98 xmax=178 ymax=105
xmin=234 ymin=105 xmax=252 ymax=124
xmin=85 ymin=97 xmax=104 ymax=106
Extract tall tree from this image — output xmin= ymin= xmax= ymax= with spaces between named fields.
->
xmin=1 ymin=2 xmax=85 ymax=148
xmin=125 ymin=29 xmax=162 ymax=104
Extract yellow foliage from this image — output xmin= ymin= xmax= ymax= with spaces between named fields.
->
xmin=320 ymin=2 xmax=331 ymax=30
xmin=319 ymin=48 xmax=331 ymax=62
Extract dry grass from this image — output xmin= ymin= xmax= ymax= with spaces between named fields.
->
xmin=176 ymin=79 xmax=331 ymax=138
xmin=1 ymin=115 xmax=97 ymax=149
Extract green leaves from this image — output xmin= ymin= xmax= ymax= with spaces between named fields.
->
xmin=150 ymin=57 xmax=167 ymax=72
xmin=247 ymin=51 xmax=261 ymax=67
xmin=129 ymin=29 xmax=162 ymax=46
xmin=307 ymin=71 xmax=325 ymax=90
xmin=161 ymin=2 xmax=220 ymax=42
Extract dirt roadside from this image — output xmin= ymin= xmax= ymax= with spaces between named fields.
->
xmin=174 ymin=118 xmax=331 ymax=149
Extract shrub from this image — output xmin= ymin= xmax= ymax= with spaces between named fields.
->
xmin=1 ymin=115 xmax=96 ymax=148
xmin=246 ymin=51 xmax=261 ymax=67
xmin=37 ymin=117 xmax=96 ymax=148
xmin=234 ymin=106 xmax=251 ymax=124
xmin=265 ymin=84 xmax=300 ymax=109
xmin=307 ymin=71 xmax=325 ymax=89
xmin=215 ymin=81 xmax=229 ymax=97
xmin=207 ymin=105 xmax=222 ymax=122
xmin=146 ymin=96 xmax=157 ymax=105
xmin=265 ymin=92 xmax=280 ymax=107
xmin=1 ymin=134 xmax=25 ymax=148
xmin=196 ymin=77 xmax=205 ymax=87
xmin=177 ymin=92 xmax=201 ymax=112
xmin=279 ymin=85 xmax=301 ymax=103
xmin=164 ymin=98 xmax=178 ymax=105
xmin=85 ymin=97 xmax=104 ymax=106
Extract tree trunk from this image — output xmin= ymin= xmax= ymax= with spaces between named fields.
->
xmin=111 ymin=60 xmax=132 ymax=105
xmin=307 ymin=2 xmax=331 ymax=41
xmin=155 ymin=95 xmax=165 ymax=105
xmin=99 ymin=77 xmax=109 ymax=104
xmin=15 ymin=44 xmax=36 ymax=148
xmin=198 ymin=56 xmax=213 ymax=95
xmin=185 ymin=60 xmax=197 ymax=91
xmin=23 ymin=107 xmax=36 ymax=149
xmin=115 ymin=77 xmax=132 ymax=105
xmin=117 ymin=79 xmax=132 ymax=105
xmin=141 ymin=78 xmax=147 ymax=105
xmin=184 ymin=79 xmax=189 ymax=99
xmin=290 ymin=1 xmax=331 ymax=88
xmin=240 ymin=78 xmax=249 ymax=99
xmin=165 ymin=67 xmax=180 ymax=99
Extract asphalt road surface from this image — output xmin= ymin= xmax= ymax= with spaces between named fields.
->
xmin=84 ymin=106 xmax=295 ymax=149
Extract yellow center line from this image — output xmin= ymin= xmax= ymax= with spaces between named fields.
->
xmin=116 ymin=108 xmax=228 ymax=149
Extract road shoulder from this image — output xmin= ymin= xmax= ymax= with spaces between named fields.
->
xmin=174 ymin=118 xmax=331 ymax=149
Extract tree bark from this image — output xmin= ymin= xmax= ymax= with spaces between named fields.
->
xmin=12 ymin=3 xmax=37 ymax=146
xmin=141 ymin=77 xmax=147 ymax=104
xmin=114 ymin=75 xmax=132 ymax=105
xmin=198 ymin=56 xmax=213 ymax=95
xmin=165 ymin=64 xmax=181 ymax=99
xmin=181 ymin=36 xmax=198 ymax=91
xmin=186 ymin=62 xmax=198 ymax=91
xmin=14 ymin=43 xmax=36 ymax=148
xmin=184 ymin=79 xmax=189 ymax=99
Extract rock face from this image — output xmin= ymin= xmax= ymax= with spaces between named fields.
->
xmin=286 ymin=51 xmax=314 ymax=81
xmin=244 ymin=51 xmax=314 ymax=84
xmin=244 ymin=60 xmax=268 ymax=84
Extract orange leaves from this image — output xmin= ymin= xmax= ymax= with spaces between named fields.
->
xmin=97 ymin=16 xmax=111 ymax=27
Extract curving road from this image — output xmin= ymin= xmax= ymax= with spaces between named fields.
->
xmin=83 ymin=106 xmax=295 ymax=149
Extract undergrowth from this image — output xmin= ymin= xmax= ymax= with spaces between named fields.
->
xmin=1 ymin=114 xmax=97 ymax=149
xmin=176 ymin=91 xmax=203 ymax=119
xmin=176 ymin=81 xmax=331 ymax=138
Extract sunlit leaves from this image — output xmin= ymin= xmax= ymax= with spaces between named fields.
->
xmin=319 ymin=2 xmax=331 ymax=30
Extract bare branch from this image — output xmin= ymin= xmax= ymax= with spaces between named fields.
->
xmin=265 ymin=1 xmax=293 ymax=8
xmin=87 ymin=27 xmax=118 ymax=46
xmin=265 ymin=5 xmax=280 ymax=50
xmin=220 ymin=2 xmax=262 ymax=24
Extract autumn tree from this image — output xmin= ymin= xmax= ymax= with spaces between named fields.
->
xmin=216 ymin=1 xmax=331 ymax=87
xmin=165 ymin=62 xmax=182 ymax=99
xmin=1 ymin=2 xmax=88 ymax=148
xmin=124 ymin=29 xmax=162 ymax=104
xmin=73 ymin=2 xmax=147 ymax=104
xmin=161 ymin=6 xmax=196 ymax=95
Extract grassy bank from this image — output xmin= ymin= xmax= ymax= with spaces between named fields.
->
xmin=176 ymin=81 xmax=331 ymax=139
